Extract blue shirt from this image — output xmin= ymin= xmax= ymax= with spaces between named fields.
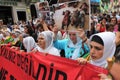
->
xmin=53 ymin=39 xmax=90 ymax=59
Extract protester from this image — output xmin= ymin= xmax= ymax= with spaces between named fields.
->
xmin=11 ymin=29 xmax=22 ymax=45
xmin=53 ymin=28 xmax=90 ymax=60
xmin=111 ymin=17 xmax=118 ymax=32
xmin=23 ymin=36 xmax=37 ymax=53
xmin=32 ymin=20 xmax=50 ymax=42
xmin=109 ymin=50 xmax=120 ymax=80
xmin=12 ymin=24 xmax=20 ymax=30
xmin=32 ymin=23 xmax=44 ymax=42
xmin=77 ymin=32 xmax=116 ymax=68
xmin=106 ymin=23 xmax=114 ymax=32
xmin=11 ymin=33 xmax=29 ymax=51
xmin=33 ymin=31 xmax=60 ymax=56
xmin=24 ymin=25 xmax=34 ymax=36
xmin=96 ymin=17 xmax=107 ymax=32
xmin=115 ymin=23 xmax=120 ymax=56
xmin=99 ymin=47 xmax=120 ymax=80
xmin=0 ymin=27 xmax=14 ymax=45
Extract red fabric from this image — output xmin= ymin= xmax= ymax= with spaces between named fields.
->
xmin=60 ymin=30 xmax=65 ymax=36
xmin=100 ymin=26 xmax=106 ymax=32
xmin=0 ymin=46 xmax=108 ymax=80
xmin=96 ymin=24 xmax=106 ymax=32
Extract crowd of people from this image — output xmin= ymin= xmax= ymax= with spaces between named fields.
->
xmin=0 ymin=11 xmax=120 ymax=80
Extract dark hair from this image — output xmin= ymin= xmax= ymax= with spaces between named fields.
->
xmin=36 ymin=23 xmax=43 ymax=29
xmin=91 ymin=35 xmax=104 ymax=46
xmin=100 ymin=17 xmax=107 ymax=22
xmin=106 ymin=14 xmax=111 ymax=22
xmin=106 ymin=23 xmax=114 ymax=31
xmin=24 ymin=25 xmax=34 ymax=36
xmin=111 ymin=17 xmax=117 ymax=24
xmin=115 ymin=51 xmax=120 ymax=63
xmin=118 ymin=23 xmax=120 ymax=31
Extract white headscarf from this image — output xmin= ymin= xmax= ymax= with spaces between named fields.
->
xmin=89 ymin=32 xmax=116 ymax=68
xmin=23 ymin=37 xmax=37 ymax=52
xmin=35 ymin=31 xmax=60 ymax=56
xmin=67 ymin=30 xmax=82 ymax=59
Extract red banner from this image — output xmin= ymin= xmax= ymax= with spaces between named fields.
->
xmin=0 ymin=46 xmax=108 ymax=80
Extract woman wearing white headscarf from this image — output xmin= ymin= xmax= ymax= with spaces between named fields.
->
xmin=77 ymin=32 xmax=116 ymax=68
xmin=23 ymin=36 xmax=37 ymax=52
xmin=34 ymin=31 xmax=60 ymax=56
xmin=53 ymin=29 xmax=90 ymax=60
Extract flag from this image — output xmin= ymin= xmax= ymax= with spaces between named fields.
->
xmin=104 ymin=3 xmax=108 ymax=12
xmin=100 ymin=0 xmax=104 ymax=13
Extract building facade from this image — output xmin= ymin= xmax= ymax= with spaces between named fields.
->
xmin=0 ymin=0 xmax=35 ymax=24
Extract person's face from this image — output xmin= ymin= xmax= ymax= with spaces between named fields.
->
xmin=38 ymin=27 xmax=44 ymax=32
xmin=19 ymin=34 xmax=23 ymax=42
xmin=102 ymin=19 xmax=106 ymax=25
xmin=90 ymin=41 xmax=104 ymax=60
xmin=110 ymin=62 xmax=120 ymax=80
xmin=112 ymin=13 xmax=116 ymax=17
xmin=69 ymin=32 xmax=77 ymax=44
xmin=111 ymin=18 xmax=117 ymax=25
xmin=38 ymin=34 xmax=46 ymax=49
xmin=13 ymin=25 xmax=19 ymax=29
xmin=24 ymin=27 xmax=28 ymax=33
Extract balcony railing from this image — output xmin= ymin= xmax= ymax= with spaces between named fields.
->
xmin=0 ymin=0 xmax=17 ymax=6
